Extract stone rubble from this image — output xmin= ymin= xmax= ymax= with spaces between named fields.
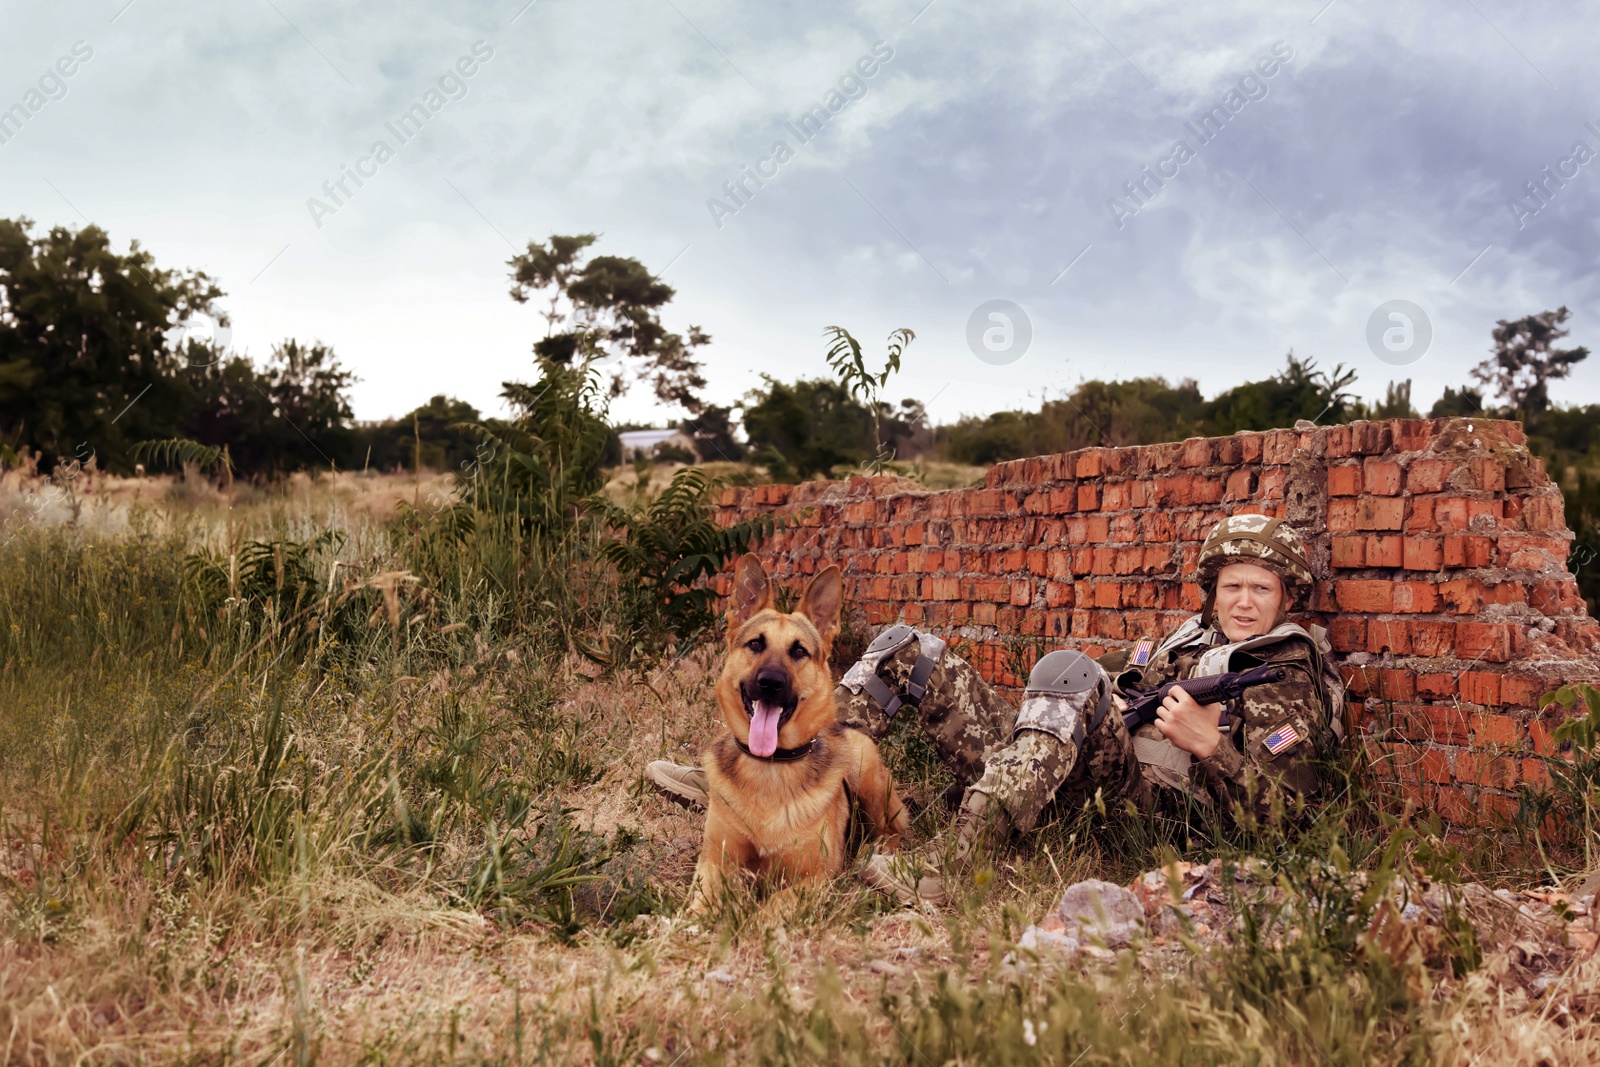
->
xmin=1007 ymin=860 xmax=1600 ymax=1002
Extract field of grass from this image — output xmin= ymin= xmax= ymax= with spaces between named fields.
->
xmin=2 ymin=466 xmax=1598 ymax=1065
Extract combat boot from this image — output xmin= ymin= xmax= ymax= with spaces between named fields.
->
xmin=644 ymin=760 xmax=709 ymax=809
xmin=860 ymin=788 xmax=1012 ymax=907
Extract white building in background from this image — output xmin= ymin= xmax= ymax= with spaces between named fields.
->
xmin=618 ymin=429 xmax=697 ymax=459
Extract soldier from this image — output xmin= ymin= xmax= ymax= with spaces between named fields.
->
xmin=645 ymin=513 xmax=1344 ymax=905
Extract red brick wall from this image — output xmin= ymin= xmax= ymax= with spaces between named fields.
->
xmin=712 ymin=417 xmax=1600 ymax=824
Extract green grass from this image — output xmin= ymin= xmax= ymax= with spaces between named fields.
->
xmin=0 ymin=476 xmax=1596 ymax=1065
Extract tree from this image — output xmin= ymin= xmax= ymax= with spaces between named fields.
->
xmin=351 ymin=394 xmax=483 ymax=472
xmin=0 ymin=217 xmax=222 ymax=471
xmin=1353 ymin=380 xmax=1419 ymax=421
xmin=507 ymin=234 xmax=709 ymax=414
xmin=940 ymin=376 xmax=1207 ymax=465
xmin=1428 ymin=385 xmax=1483 ymax=419
xmin=1472 ymin=307 xmax=1589 ymax=422
xmin=1204 ymin=352 xmax=1358 ymax=433
xmin=181 ymin=340 xmax=356 ymax=476
xmin=742 ymin=377 xmax=876 ymax=480
xmin=680 ymin=404 xmax=745 ymax=462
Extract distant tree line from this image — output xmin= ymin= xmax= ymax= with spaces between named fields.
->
xmin=2 ymin=217 xmax=1594 ymax=571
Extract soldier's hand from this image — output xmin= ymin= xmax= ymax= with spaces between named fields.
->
xmin=1154 ymin=685 xmax=1225 ymax=759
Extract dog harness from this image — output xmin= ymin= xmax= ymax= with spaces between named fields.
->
xmin=840 ymin=623 xmax=947 ymax=720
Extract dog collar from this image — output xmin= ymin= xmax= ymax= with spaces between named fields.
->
xmin=735 ymin=738 xmax=816 ymax=762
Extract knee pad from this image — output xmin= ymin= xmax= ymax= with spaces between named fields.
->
xmin=840 ymin=624 xmax=947 ymax=720
xmin=1015 ymin=650 xmax=1112 ymax=747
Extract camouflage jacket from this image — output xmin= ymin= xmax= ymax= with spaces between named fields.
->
xmin=1107 ymin=616 xmax=1341 ymax=824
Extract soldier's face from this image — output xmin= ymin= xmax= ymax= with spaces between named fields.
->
xmin=1214 ymin=562 xmax=1284 ymax=641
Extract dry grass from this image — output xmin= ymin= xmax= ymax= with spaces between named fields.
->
xmin=2 ymin=471 xmax=1598 ymax=1065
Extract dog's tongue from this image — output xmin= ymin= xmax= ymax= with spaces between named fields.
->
xmin=748 ymin=700 xmax=782 ymax=757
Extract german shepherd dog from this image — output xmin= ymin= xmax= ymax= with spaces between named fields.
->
xmin=690 ymin=554 xmax=910 ymax=912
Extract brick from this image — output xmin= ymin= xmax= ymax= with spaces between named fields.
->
xmin=1365 ymin=535 xmax=1403 ymax=568
xmin=1420 ymin=747 xmax=1454 ymax=785
xmin=1433 ymin=497 xmax=1473 ymax=532
xmin=1433 ymin=786 xmax=1474 ymax=824
xmin=1406 ymin=459 xmax=1447 ymax=493
xmin=1393 ymin=420 xmax=1437 ymax=452
xmin=1392 ymin=582 xmax=1440 ymax=613
xmin=1443 ymin=535 xmax=1492 ymax=568
xmin=1456 ymin=751 xmax=1518 ymax=789
xmin=1181 ymin=438 xmax=1214 ymax=467
xmin=1469 ymin=456 xmax=1506 ymax=492
xmin=1426 ymin=704 xmax=1471 ymax=744
xmin=1522 ymin=758 xmax=1550 ymax=789
xmin=1367 ymin=618 xmax=1411 ymax=654
xmin=1437 ymin=579 xmax=1488 ymax=614
xmin=1336 ymin=580 xmax=1394 ymax=612
xmin=1469 ymin=712 xmax=1520 ymax=746
xmin=1529 ymin=720 xmax=1559 ymax=756
xmin=1329 ymin=617 xmax=1366 ymax=652
xmin=1458 ymin=672 xmax=1502 ymax=706
xmin=1323 ymin=425 xmax=1353 ymax=458
xmin=1258 ymin=467 xmax=1286 ymax=499
xmin=1405 ymin=495 xmax=1435 ymax=533
xmin=1409 ymin=622 xmax=1454 ymax=657
xmin=1331 ymin=537 xmax=1365 ymax=568
xmin=1262 ymin=429 xmax=1301 ymax=464
xmin=1376 ymin=669 xmax=1417 ymax=701
xmin=1416 ymin=673 xmax=1457 ymax=698
xmin=1500 ymin=675 xmax=1548 ymax=708
xmin=1364 ymin=459 xmax=1402 ymax=495
xmin=1224 ymin=469 xmax=1255 ymax=501
xmin=1351 ymin=421 xmax=1394 ymax=455
xmin=1356 ymin=496 xmax=1405 ymax=531
xmin=1328 ymin=498 xmax=1359 ymax=531
xmin=1402 ymin=537 xmax=1442 ymax=571
xmin=1329 ymin=464 xmax=1362 ymax=496
xmin=1191 ymin=477 xmax=1224 ymax=504
xmin=1456 ymin=622 xmax=1513 ymax=663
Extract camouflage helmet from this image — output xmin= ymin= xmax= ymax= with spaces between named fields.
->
xmin=1196 ymin=514 xmax=1314 ymax=595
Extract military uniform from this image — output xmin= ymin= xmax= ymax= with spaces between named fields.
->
xmin=847 ymin=513 xmax=1344 ymax=904
xmin=837 ymin=612 xmax=1342 ymax=834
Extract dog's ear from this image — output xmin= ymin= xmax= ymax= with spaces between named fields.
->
xmin=726 ymin=553 xmax=772 ymax=639
xmin=798 ymin=565 xmax=842 ymax=648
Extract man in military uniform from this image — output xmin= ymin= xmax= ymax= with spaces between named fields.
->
xmin=645 ymin=513 xmax=1344 ymax=905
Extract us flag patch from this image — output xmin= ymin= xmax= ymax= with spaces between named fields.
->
xmin=1263 ymin=722 xmax=1302 ymax=755
xmin=1131 ymin=639 xmax=1153 ymax=666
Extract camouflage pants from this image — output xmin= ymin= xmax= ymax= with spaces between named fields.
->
xmin=836 ymin=642 xmax=1150 ymax=833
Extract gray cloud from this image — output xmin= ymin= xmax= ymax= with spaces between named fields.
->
xmin=1 ymin=0 xmax=1595 ymax=424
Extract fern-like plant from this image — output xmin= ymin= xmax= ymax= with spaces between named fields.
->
xmin=823 ymin=325 xmax=914 ymax=473
xmin=132 ymin=437 xmax=233 ymax=488
xmin=588 ymin=466 xmax=779 ymax=662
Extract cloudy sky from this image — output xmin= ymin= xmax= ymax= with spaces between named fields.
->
xmin=4 ymin=0 xmax=1598 ymax=427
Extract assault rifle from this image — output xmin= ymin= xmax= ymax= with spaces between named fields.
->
xmin=1121 ymin=664 xmax=1286 ymax=732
